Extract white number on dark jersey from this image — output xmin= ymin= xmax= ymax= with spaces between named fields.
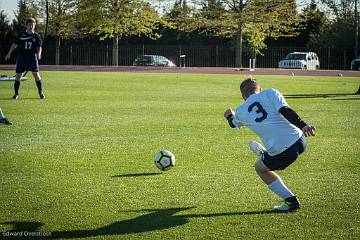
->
xmin=24 ymin=41 xmax=32 ymax=50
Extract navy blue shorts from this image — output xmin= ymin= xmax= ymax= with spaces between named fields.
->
xmin=16 ymin=57 xmax=39 ymax=73
xmin=262 ymin=136 xmax=307 ymax=171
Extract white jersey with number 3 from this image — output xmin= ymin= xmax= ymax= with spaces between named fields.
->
xmin=232 ymin=88 xmax=303 ymax=156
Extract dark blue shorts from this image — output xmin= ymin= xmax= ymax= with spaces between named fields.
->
xmin=16 ymin=57 xmax=39 ymax=73
xmin=262 ymin=136 xmax=307 ymax=171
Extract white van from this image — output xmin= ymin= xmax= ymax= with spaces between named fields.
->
xmin=278 ymin=52 xmax=320 ymax=70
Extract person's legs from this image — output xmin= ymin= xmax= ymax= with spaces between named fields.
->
xmin=255 ymin=159 xmax=294 ymax=197
xmin=250 ymin=138 xmax=306 ymax=211
xmin=14 ymin=61 xmax=25 ymax=99
xmin=13 ymin=73 xmax=22 ymax=99
xmin=32 ymin=71 xmax=45 ymax=99
xmin=255 ymin=158 xmax=300 ymax=212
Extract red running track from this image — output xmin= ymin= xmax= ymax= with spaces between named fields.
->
xmin=1 ymin=65 xmax=360 ymax=77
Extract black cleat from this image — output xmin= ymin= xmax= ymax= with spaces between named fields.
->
xmin=273 ymin=196 xmax=300 ymax=212
xmin=12 ymin=94 xmax=19 ymax=100
xmin=0 ymin=118 xmax=12 ymax=125
xmin=39 ymin=93 xmax=45 ymax=99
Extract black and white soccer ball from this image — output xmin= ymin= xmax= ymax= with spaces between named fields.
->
xmin=154 ymin=150 xmax=175 ymax=171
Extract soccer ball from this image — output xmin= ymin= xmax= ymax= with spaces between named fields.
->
xmin=154 ymin=150 xmax=175 ymax=171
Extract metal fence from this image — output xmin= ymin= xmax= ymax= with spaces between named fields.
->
xmin=0 ymin=43 xmax=355 ymax=70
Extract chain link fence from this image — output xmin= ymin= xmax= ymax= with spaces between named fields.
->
xmin=0 ymin=42 xmax=355 ymax=70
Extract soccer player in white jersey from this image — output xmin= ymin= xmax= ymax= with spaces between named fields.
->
xmin=224 ymin=78 xmax=315 ymax=212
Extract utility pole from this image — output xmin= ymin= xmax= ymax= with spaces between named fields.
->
xmin=355 ymin=0 xmax=359 ymax=57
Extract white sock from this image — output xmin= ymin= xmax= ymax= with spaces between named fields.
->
xmin=268 ymin=178 xmax=295 ymax=200
xmin=0 ymin=108 xmax=4 ymax=119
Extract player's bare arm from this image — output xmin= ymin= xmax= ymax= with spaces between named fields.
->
xmin=37 ymin=46 xmax=42 ymax=60
xmin=5 ymin=43 xmax=17 ymax=61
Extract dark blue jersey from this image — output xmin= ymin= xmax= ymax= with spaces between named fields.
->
xmin=14 ymin=31 xmax=42 ymax=59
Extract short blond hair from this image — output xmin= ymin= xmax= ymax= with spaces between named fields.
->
xmin=240 ymin=77 xmax=259 ymax=99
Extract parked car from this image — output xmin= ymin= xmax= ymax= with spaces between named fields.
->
xmin=133 ymin=55 xmax=176 ymax=67
xmin=278 ymin=52 xmax=320 ymax=70
xmin=350 ymin=56 xmax=360 ymax=70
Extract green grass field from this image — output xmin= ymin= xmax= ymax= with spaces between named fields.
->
xmin=0 ymin=71 xmax=359 ymax=239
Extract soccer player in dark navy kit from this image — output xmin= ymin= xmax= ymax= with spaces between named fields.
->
xmin=5 ymin=17 xmax=45 ymax=99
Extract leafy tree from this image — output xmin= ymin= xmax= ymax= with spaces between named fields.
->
xmin=194 ymin=0 xmax=229 ymax=44
xmin=0 ymin=10 xmax=15 ymax=61
xmin=12 ymin=0 xmax=39 ymax=32
xmin=73 ymin=0 xmax=103 ymax=38
xmin=45 ymin=0 xmax=77 ymax=64
xmin=270 ymin=0 xmax=328 ymax=47
xmin=165 ymin=0 xmax=193 ymax=42
xmin=299 ymin=0 xmax=328 ymax=46
xmin=195 ymin=0 xmax=302 ymax=67
xmin=77 ymin=0 xmax=172 ymax=66
xmin=321 ymin=0 xmax=356 ymax=19
xmin=308 ymin=0 xmax=358 ymax=55
xmin=0 ymin=10 xmax=13 ymax=44
xmin=151 ymin=0 xmax=226 ymax=45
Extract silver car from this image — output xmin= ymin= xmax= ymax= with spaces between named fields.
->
xmin=351 ymin=56 xmax=360 ymax=70
xmin=279 ymin=52 xmax=320 ymax=70
xmin=133 ymin=55 xmax=176 ymax=67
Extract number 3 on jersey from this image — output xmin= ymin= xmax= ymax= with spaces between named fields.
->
xmin=248 ymin=102 xmax=268 ymax=122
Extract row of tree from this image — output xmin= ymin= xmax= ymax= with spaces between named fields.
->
xmin=0 ymin=0 xmax=358 ymax=67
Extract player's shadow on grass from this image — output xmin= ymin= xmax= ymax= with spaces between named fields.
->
xmin=111 ymin=173 xmax=162 ymax=178
xmin=0 ymin=97 xmax=14 ymax=100
xmin=284 ymin=93 xmax=358 ymax=99
xmin=1 ymin=208 xmax=281 ymax=239
xmin=0 ymin=97 xmax=45 ymax=100
xmin=332 ymin=97 xmax=360 ymax=100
